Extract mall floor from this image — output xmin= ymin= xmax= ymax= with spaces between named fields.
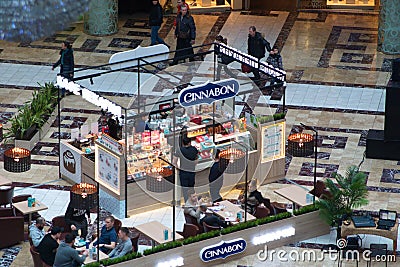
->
xmin=0 ymin=8 xmax=399 ymax=267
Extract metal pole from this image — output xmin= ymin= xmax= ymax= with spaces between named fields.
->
xmin=313 ymin=130 xmax=318 ymax=204
xmin=58 ymin=80 xmax=61 ymax=179
xmin=244 ymin=147 xmax=248 ymax=222
xmin=96 ymin=181 xmax=100 ymax=262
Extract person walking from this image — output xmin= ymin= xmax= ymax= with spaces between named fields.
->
xmin=149 ymin=0 xmax=169 ymax=47
xmin=52 ymin=41 xmax=74 ymax=79
xmin=172 ymin=6 xmax=196 ymax=65
xmin=266 ymin=46 xmax=284 ymax=86
xmin=247 ymin=26 xmax=271 ymax=82
xmin=215 ymin=35 xmax=236 ymax=80
xmin=173 ymin=0 xmax=190 ymax=29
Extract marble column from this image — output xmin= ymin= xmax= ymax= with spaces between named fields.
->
xmin=84 ymin=0 xmax=118 ymax=36
xmin=378 ymin=0 xmax=400 ymax=54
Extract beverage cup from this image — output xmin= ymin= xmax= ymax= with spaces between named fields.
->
xmin=85 ymin=241 xmax=90 ymax=249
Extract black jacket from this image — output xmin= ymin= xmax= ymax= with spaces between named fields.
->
xmin=248 ymin=32 xmax=271 ymax=59
xmin=149 ymin=3 xmax=163 ymax=26
xmin=64 ymin=204 xmax=90 ymax=227
xmin=53 ymin=48 xmax=74 ymax=76
xmin=175 ymin=13 xmax=196 ymax=40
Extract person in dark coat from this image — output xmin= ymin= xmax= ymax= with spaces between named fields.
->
xmin=208 ymin=149 xmax=225 ymax=203
xmin=149 ymin=0 xmax=168 ymax=47
xmin=52 ymin=41 xmax=74 ymax=79
xmin=64 ymin=202 xmax=91 ymax=239
xmin=215 ymin=35 xmax=236 ymax=80
xmin=172 ymin=6 xmax=196 ymax=65
xmin=247 ymin=26 xmax=271 ymax=81
xmin=266 ymin=46 xmax=284 ymax=86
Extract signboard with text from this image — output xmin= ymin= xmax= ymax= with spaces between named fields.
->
xmin=199 ymin=238 xmax=247 ymax=262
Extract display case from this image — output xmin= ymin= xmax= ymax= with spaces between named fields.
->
xmin=326 ymin=0 xmax=375 ymax=8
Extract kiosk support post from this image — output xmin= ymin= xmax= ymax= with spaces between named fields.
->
xmin=232 ymin=139 xmax=249 ymax=222
xmin=300 ymin=123 xmax=318 ymax=204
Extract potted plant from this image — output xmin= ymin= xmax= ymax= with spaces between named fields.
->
xmin=316 ymin=165 xmax=369 ymax=227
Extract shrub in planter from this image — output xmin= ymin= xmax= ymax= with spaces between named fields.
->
xmin=256 ymin=212 xmax=292 ymax=225
xmin=293 ymin=205 xmax=319 ymax=216
xmin=143 ymin=240 xmax=182 ymax=256
xmin=4 ymin=82 xmax=58 ymax=141
xmin=182 ymin=230 xmax=221 ymax=245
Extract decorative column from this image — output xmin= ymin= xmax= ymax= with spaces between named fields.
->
xmin=378 ymin=0 xmax=400 ymax=54
xmin=84 ymin=0 xmax=118 ymax=36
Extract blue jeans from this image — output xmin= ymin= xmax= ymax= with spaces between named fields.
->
xmin=151 ymin=26 xmax=165 ymax=45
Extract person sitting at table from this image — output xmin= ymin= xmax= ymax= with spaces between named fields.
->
xmin=108 ymin=227 xmax=132 ymax=259
xmin=29 ymin=217 xmax=46 ymax=248
xmin=64 ymin=201 xmax=91 ymax=239
xmin=53 ymin=233 xmax=88 ymax=267
xmin=92 ymin=216 xmax=117 ymax=254
xmin=200 ymin=210 xmax=228 ymax=228
xmin=37 ymin=226 xmax=62 ymax=266
xmin=184 ymin=189 xmax=206 ymax=224
xmin=239 ymin=179 xmax=270 ymax=214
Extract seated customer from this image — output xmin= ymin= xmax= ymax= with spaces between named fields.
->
xmin=239 ymin=179 xmax=270 ymax=214
xmin=53 ymin=233 xmax=88 ymax=267
xmin=184 ymin=189 xmax=206 ymax=224
xmin=29 ymin=217 xmax=46 ymax=248
xmin=64 ymin=201 xmax=91 ymax=239
xmin=92 ymin=216 xmax=117 ymax=254
xmin=201 ymin=212 xmax=228 ymax=228
xmin=109 ymin=227 xmax=132 ymax=259
xmin=37 ymin=226 xmax=62 ymax=266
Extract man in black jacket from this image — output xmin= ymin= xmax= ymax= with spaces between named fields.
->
xmin=37 ymin=226 xmax=62 ymax=266
xmin=247 ymin=26 xmax=271 ymax=81
xmin=172 ymin=6 xmax=196 ymax=65
xmin=149 ymin=0 xmax=169 ymax=47
xmin=64 ymin=202 xmax=91 ymax=239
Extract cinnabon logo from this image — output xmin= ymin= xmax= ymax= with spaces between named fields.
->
xmin=63 ymin=150 xmax=76 ymax=174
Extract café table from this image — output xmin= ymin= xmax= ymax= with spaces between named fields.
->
xmin=134 ymin=221 xmax=183 ymax=246
xmin=76 ymin=244 xmax=109 ymax=264
xmin=0 ymin=175 xmax=12 ymax=186
xmin=13 ymin=200 xmax=48 ymax=225
xmin=209 ymin=200 xmax=256 ymax=224
xmin=274 ymin=184 xmax=314 ymax=210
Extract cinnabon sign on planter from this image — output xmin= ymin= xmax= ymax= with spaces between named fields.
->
xmin=178 ymin=78 xmax=239 ymax=107
xmin=199 ymin=238 xmax=247 ymax=262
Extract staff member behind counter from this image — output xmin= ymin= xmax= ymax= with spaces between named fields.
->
xmin=174 ymin=136 xmax=199 ymax=203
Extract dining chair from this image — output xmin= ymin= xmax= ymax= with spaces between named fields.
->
xmin=253 ymin=205 xmax=270 ymax=219
xmin=130 ymin=232 xmax=140 ymax=252
xmin=203 ymin=221 xmax=221 ymax=233
xmin=0 ymin=186 xmax=14 ymax=208
xmin=177 ymin=223 xmax=199 ymax=239
xmin=367 ymin=243 xmax=388 ymax=267
xmin=29 ymin=245 xmax=43 ymax=267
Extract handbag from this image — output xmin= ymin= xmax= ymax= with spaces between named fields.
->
xmin=241 ymin=63 xmax=252 ymax=73
xmin=178 ymin=31 xmax=190 ymax=39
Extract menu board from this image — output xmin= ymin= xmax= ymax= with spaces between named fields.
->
xmin=260 ymin=121 xmax=285 ymax=163
xmin=95 ymin=145 xmax=120 ymax=195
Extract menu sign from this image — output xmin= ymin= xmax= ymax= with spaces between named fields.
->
xmin=95 ymin=145 xmax=120 ymax=195
xmin=96 ymin=133 xmax=123 ymax=155
xmin=260 ymin=121 xmax=285 ymax=163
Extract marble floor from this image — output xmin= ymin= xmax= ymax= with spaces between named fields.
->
xmin=0 ymin=8 xmax=400 ymax=267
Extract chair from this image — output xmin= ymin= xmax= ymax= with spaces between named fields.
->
xmin=270 ymin=202 xmax=287 ymax=215
xmin=42 ymin=261 xmax=52 ymax=267
xmin=184 ymin=213 xmax=203 ymax=233
xmin=367 ymin=244 xmax=388 ymax=267
xmin=253 ymin=206 xmax=270 ymax=219
xmin=130 ymin=233 xmax=140 ymax=252
xmin=29 ymin=245 xmax=43 ymax=267
xmin=203 ymin=221 xmax=221 ymax=233
xmin=0 ymin=213 xmax=24 ymax=249
xmin=114 ymin=218 xmax=122 ymax=234
xmin=51 ymin=215 xmax=71 ymax=240
xmin=177 ymin=223 xmax=199 ymax=239
xmin=0 ymin=186 xmax=14 ymax=208
xmin=309 ymin=180 xmax=332 ymax=199
xmin=338 ymin=236 xmax=361 ymax=267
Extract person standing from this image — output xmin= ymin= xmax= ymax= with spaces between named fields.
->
xmin=149 ymin=0 xmax=169 ymax=47
xmin=37 ymin=226 xmax=62 ymax=266
xmin=174 ymin=136 xmax=198 ymax=202
xmin=173 ymin=0 xmax=190 ymax=29
xmin=64 ymin=202 xmax=91 ymax=240
xmin=29 ymin=217 xmax=46 ymax=248
xmin=172 ymin=6 xmax=196 ymax=65
xmin=247 ymin=26 xmax=271 ymax=82
xmin=266 ymin=46 xmax=284 ymax=86
xmin=108 ymin=227 xmax=133 ymax=259
xmin=52 ymin=41 xmax=74 ymax=79
xmin=53 ymin=233 xmax=88 ymax=267
xmin=208 ymin=149 xmax=225 ymax=203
